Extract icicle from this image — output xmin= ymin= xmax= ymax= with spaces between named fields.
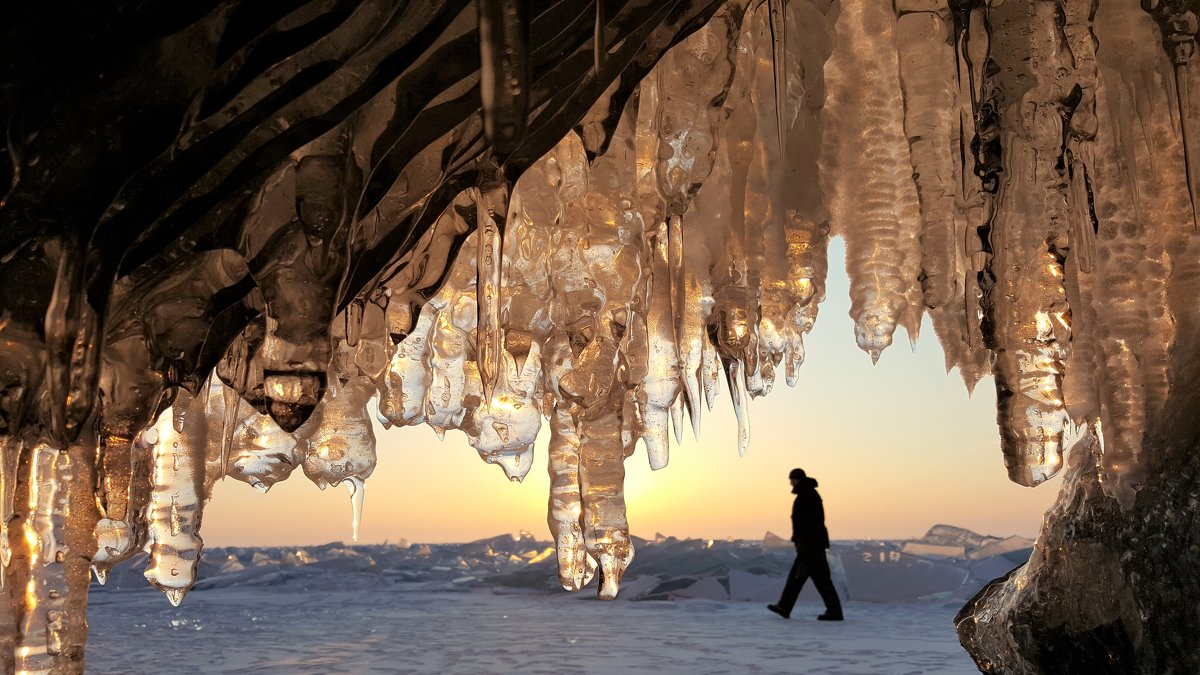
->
xmin=711 ymin=11 xmax=763 ymax=377
xmin=477 ymin=0 xmax=530 ymax=152
xmin=339 ymin=300 xmax=360 ymax=349
xmin=701 ymin=336 xmax=722 ymax=411
xmin=353 ymin=296 xmax=392 ymax=380
xmin=594 ymin=0 xmax=605 ymax=74
xmin=778 ymin=0 xmax=836 ymax=388
xmin=143 ymin=390 xmax=208 ymax=605
xmin=1059 ymin=0 xmax=1102 ymax=428
xmin=577 ymin=406 xmax=634 ymax=600
xmin=43 ymin=242 xmax=101 ymax=446
xmin=1144 ymin=2 xmax=1200 ymax=229
xmin=7 ymin=428 xmax=96 ymax=673
xmin=635 ymin=221 xmax=682 ymax=471
xmin=292 ymin=333 xmax=376 ymax=492
xmin=945 ymin=1 xmax=993 ymax=393
xmin=425 ymin=292 xmax=477 ymax=435
xmin=1084 ymin=1 xmax=1190 ymax=504
xmin=93 ymin=331 xmax=165 ymax=573
xmin=896 ymin=4 xmax=960 ymax=311
xmin=464 ymin=340 xmax=543 ymax=481
xmin=17 ymin=443 xmax=71 ymax=672
xmin=669 ymin=396 xmax=685 ymax=446
xmin=976 ymin=0 xmax=1082 ymax=486
xmin=474 ymin=164 xmax=508 ymax=408
xmin=345 ymin=476 xmax=365 ymax=543
xmin=0 ymin=437 xmax=18 ymax=572
xmin=227 ymin=410 xmax=302 ymax=492
xmin=546 ymin=403 xmax=589 ymax=591
xmin=674 ymin=170 xmax=717 ymax=430
xmin=637 ymin=5 xmax=739 ymax=431
xmin=727 ymin=359 xmax=751 ymax=456
xmin=820 ymin=0 xmax=924 ymax=361
xmin=378 ymin=309 xmax=435 ymax=427
xmin=747 ymin=3 xmax=799 ymax=397
xmin=676 ymin=226 xmax=713 ymax=436
xmin=295 ymin=370 xmax=377 ymax=493
xmin=896 ymin=1 xmax=993 ymax=388
xmin=767 ymin=0 xmax=788 ymax=154
xmin=1061 ymin=242 xmax=1100 ymax=427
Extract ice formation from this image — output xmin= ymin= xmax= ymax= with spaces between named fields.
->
xmin=2 ymin=0 xmax=1200 ymax=671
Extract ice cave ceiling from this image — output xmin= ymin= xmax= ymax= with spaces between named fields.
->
xmin=2 ymin=0 xmax=1200 ymax=672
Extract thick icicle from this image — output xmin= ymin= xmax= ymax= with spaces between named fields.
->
xmin=577 ymin=405 xmax=634 ymax=600
xmin=0 ymin=437 xmax=18 ymax=573
xmin=1144 ymin=1 xmax=1200 ymax=230
xmin=294 ymin=335 xmax=377 ymax=498
xmin=746 ymin=1 xmax=802 ymax=397
xmin=545 ymin=401 xmax=592 ymax=591
xmin=896 ymin=1 xmax=987 ymax=385
xmin=143 ymin=389 xmax=208 ymax=605
xmin=779 ymin=0 xmax=837 ymax=388
xmin=897 ymin=2 xmax=960 ymax=312
xmin=948 ymin=0 xmax=993 ymax=392
xmin=820 ymin=0 xmax=924 ymax=361
xmin=17 ymin=442 xmax=72 ymax=673
xmin=92 ymin=333 xmax=163 ymax=580
xmin=464 ymin=340 xmax=543 ymax=481
xmin=709 ymin=11 xmax=762 ymax=412
xmin=227 ymin=408 xmax=302 ymax=493
xmin=976 ymin=0 xmax=1082 ymax=486
xmin=425 ymin=284 xmax=478 ymax=438
xmin=296 ymin=373 xmax=377 ymax=492
xmin=14 ymin=433 xmax=98 ymax=673
xmin=637 ymin=8 xmax=739 ymax=435
xmin=1083 ymin=2 xmax=1191 ymax=505
xmin=378 ymin=308 xmax=435 ymax=427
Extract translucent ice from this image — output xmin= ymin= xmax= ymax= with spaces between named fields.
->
xmin=5 ymin=1 xmax=1200 ymax=667
xmin=820 ymin=0 xmax=924 ymax=361
xmin=975 ymin=0 xmax=1081 ymax=486
xmin=143 ymin=391 xmax=208 ymax=605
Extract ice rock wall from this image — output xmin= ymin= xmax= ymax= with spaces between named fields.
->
xmin=1 ymin=0 xmax=1200 ymax=671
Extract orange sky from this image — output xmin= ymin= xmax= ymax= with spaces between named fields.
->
xmin=202 ymin=239 xmax=1063 ymax=546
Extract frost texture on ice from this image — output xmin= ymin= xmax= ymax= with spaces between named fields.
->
xmin=2 ymin=0 xmax=1200 ymax=671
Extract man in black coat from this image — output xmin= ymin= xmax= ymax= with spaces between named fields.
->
xmin=768 ymin=468 xmax=843 ymax=620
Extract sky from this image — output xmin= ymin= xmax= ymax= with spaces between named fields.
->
xmin=202 ymin=238 xmax=1063 ymax=546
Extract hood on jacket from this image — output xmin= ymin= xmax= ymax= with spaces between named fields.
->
xmin=792 ymin=477 xmax=819 ymax=492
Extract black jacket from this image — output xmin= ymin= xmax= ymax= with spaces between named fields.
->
xmin=790 ymin=477 xmax=830 ymax=550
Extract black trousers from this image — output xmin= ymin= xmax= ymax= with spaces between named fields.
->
xmin=777 ymin=547 xmax=842 ymax=614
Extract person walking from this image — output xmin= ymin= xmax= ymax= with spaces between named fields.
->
xmin=768 ymin=468 xmax=843 ymax=621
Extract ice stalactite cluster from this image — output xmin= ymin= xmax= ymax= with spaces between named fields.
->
xmin=2 ymin=0 xmax=1200 ymax=670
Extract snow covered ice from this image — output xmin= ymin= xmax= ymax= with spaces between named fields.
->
xmin=4 ymin=0 xmax=1200 ymax=671
xmin=83 ymin=527 xmax=1018 ymax=674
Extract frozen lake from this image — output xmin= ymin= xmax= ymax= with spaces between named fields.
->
xmin=86 ymin=586 xmax=976 ymax=674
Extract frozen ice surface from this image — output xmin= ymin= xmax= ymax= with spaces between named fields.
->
xmin=86 ymin=585 xmax=974 ymax=674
